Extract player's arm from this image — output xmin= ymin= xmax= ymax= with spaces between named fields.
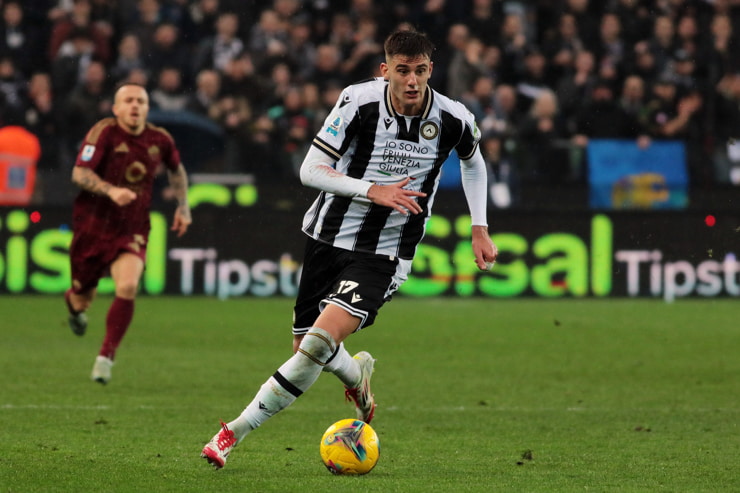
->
xmin=167 ymin=163 xmax=191 ymax=237
xmin=460 ymin=147 xmax=498 ymax=270
xmin=71 ymin=165 xmax=137 ymax=206
xmin=299 ymin=146 xmax=426 ymax=215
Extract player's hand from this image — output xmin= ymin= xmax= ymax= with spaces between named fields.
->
xmin=108 ymin=187 xmax=137 ymax=206
xmin=367 ymin=178 xmax=426 ymax=215
xmin=472 ymin=225 xmax=498 ymax=271
xmin=171 ymin=207 xmax=192 ymax=237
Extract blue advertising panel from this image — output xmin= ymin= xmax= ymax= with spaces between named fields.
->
xmin=587 ymin=140 xmax=688 ymax=209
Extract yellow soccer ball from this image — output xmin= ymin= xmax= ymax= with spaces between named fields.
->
xmin=319 ymin=419 xmax=380 ymax=475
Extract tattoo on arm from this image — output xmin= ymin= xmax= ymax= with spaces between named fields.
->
xmin=168 ymin=164 xmax=191 ymax=217
xmin=71 ymin=166 xmax=112 ymax=196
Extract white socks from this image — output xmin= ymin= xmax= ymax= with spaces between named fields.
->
xmin=322 ymin=342 xmax=361 ymax=387
xmin=227 ymin=327 xmax=336 ymax=442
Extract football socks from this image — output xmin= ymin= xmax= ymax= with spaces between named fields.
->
xmin=228 ymin=327 xmax=337 ymax=442
xmin=99 ymin=297 xmax=134 ymax=359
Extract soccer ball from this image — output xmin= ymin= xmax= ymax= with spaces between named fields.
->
xmin=319 ymin=419 xmax=380 ymax=475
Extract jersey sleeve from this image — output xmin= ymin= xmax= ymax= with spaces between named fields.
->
xmin=158 ymin=127 xmax=182 ymax=172
xmin=310 ymin=86 xmax=359 ymax=161
xmin=455 ymin=108 xmax=482 ymax=161
xmin=75 ymin=118 xmax=116 ymax=170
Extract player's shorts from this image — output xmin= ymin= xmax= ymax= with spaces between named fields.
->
xmin=69 ymin=230 xmax=147 ymax=294
xmin=292 ymin=238 xmax=411 ymax=336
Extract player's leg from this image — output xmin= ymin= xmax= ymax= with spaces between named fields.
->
xmin=66 ymin=235 xmax=102 ymax=336
xmin=92 ymin=253 xmax=144 ymax=384
xmin=65 ymin=288 xmax=96 ymax=336
xmin=202 ymin=313 xmax=360 ymax=469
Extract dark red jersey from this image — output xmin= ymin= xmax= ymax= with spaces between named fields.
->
xmin=72 ymin=118 xmax=181 ymax=240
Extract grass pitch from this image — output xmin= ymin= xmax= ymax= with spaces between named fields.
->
xmin=1 ymin=296 xmax=738 ymax=492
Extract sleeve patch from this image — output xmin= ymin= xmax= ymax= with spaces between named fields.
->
xmin=81 ymin=145 xmax=95 ymax=161
xmin=325 ymin=116 xmax=342 ymax=136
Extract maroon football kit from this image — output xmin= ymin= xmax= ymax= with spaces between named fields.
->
xmin=69 ymin=118 xmax=181 ymax=292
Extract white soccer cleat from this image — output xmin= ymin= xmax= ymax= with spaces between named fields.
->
xmin=344 ymin=351 xmax=376 ymax=424
xmin=201 ymin=421 xmax=237 ymax=469
xmin=91 ymin=356 xmax=113 ymax=384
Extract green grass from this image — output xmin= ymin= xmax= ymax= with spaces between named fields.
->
xmin=1 ymin=296 xmax=739 ymax=492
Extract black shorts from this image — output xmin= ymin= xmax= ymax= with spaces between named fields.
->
xmin=292 ymin=238 xmax=409 ymax=335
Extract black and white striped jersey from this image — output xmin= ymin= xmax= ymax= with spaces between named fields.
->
xmin=302 ymin=77 xmax=482 ymax=260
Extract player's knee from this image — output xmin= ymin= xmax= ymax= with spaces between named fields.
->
xmin=115 ymin=280 xmax=139 ymax=299
xmin=292 ymin=335 xmax=304 ymax=354
xmin=297 ymin=327 xmax=336 ymax=365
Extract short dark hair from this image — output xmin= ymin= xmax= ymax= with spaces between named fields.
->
xmin=384 ymin=29 xmax=435 ymax=60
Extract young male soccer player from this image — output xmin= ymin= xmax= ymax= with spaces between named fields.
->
xmin=65 ymin=83 xmax=191 ymax=384
xmin=201 ymin=29 xmax=497 ymax=468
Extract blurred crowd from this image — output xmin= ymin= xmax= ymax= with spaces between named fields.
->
xmin=1 ymin=0 xmax=740 ymax=206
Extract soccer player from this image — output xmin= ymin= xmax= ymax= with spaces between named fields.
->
xmin=201 ymin=29 xmax=497 ymax=468
xmin=64 ymin=83 xmax=191 ymax=384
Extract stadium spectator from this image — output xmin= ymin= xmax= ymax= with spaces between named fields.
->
xmin=24 ymin=72 xmax=61 ymax=170
xmin=62 ymin=60 xmax=112 ymax=159
xmin=447 ymin=36 xmax=486 ymax=101
xmin=482 ymin=129 xmax=520 ymax=209
xmin=0 ymin=1 xmax=44 ymax=77
xmin=712 ymin=72 xmax=740 ymax=184
xmin=556 ymin=50 xmax=598 ymax=125
xmin=50 ymin=26 xmax=95 ymax=101
xmin=310 ymin=43 xmax=345 ymax=91
xmin=340 ymin=16 xmax=383 ymax=83
xmin=482 ymin=83 xmax=521 ymax=141
xmin=642 ymin=15 xmax=677 ymax=77
xmin=123 ymin=0 xmax=166 ymax=55
xmin=64 ymin=83 xmax=191 ymax=385
xmin=285 ymin=14 xmax=318 ymax=83
xmin=220 ymin=53 xmax=270 ymax=109
xmin=48 ymin=0 xmax=111 ymax=64
xmin=186 ymin=68 xmax=221 ymax=116
xmin=429 ymin=22 xmax=469 ymax=94
xmin=613 ymin=0 xmax=653 ymax=47
xmin=461 ymin=73 xmax=497 ymax=123
xmin=517 ymin=88 xmax=571 ymax=183
xmin=109 ymin=32 xmax=146 ymax=84
xmin=542 ymin=12 xmax=584 ymax=83
xmin=0 ymin=56 xmax=27 ymax=125
xmin=572 ymin=78 xmax=644 ymax=143
xmin=498 ymin=12 xmax=529 ymax=85
xmin=209 ymin=93 xmax=252 ymax=173
xmin=593 ymin=12 xmax=626 ymax=84
xmin=191 ymin=10 xmax=244 ymax=76
xmin=707 ymin=13 xmax=738 ymax=78
xmin=150 ymin=66 xmax=188 ymax=111
xmin=142 ymin=23 xmax=191 ymax=84
xmin=619 ymin=74 xmax=649 ymax=125
xmin=514 ymin=46 xmax=552 ymax=114
xmin=562 ymin=0 xmax=600 ymax=48
xmin=641 ymin=75 xmax=702 ymax=141
xmin=266 ymin=84 xmax=314 ymax=179
xmin=248 ymin=8 xmax=289 ymax=68
xmin=464 ymin=0 xmax=504 ymax=47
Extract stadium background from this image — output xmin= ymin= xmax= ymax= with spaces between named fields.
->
xmin=0 ymin=0 xmax=738 ymax=299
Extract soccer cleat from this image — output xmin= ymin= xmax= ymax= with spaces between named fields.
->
xmin=91 ymin=355 xmax=113 ymax=384
xmin=201 ymin=421 xmax=237 ymax=469
xmin=65 ymin=289 xmax=88 ymax=336
xmin=344 ymin=351 xmax=376 ymax=424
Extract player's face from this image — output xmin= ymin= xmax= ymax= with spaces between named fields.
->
xmin=113 ymin=85 xmax=149 ymax=134
xmin=381 ymin=54 xmax=433 ymax=116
